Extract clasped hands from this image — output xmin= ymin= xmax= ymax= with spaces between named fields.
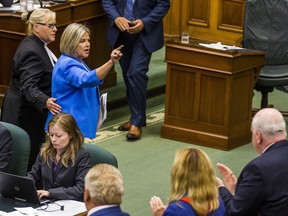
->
xmin=217 ymin=163 xmax=238 ymax=195
xmin=114 ymin=17 xmax=144 ymax=34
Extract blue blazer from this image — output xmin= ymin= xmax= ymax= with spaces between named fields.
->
xmin=90 ymin=206 xmax=130 ymax=216
xmin=102 ymin=0 xmax=170 ymax=53
xmin=163 ymin=198 xmax=226 ymax=216
xmin=45 ymin=54 xmax=103 ymax=138
xmin=219 ymin=140 xmax=288 ymax=216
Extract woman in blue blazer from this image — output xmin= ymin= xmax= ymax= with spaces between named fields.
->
xmin=45 ymin=23 xmax=122 ymax=138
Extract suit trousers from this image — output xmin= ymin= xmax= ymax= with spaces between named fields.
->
xmin=117 ymin=32 xmax=152 ymax=127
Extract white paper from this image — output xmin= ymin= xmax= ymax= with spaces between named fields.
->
xmin=198 ymin=42 xmax=242 ymax=51
xmin=14 ymin=207 xmax=39 ymax=215
xmin=2 ymin=200 xmax=86 ymax=216
xmin=97 ymin=93 xmax=107 ymax=130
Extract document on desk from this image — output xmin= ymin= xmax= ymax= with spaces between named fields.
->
xmin=40 ymin=200 xmax=86 ymax=216
xmin=1 ymin=200 xmax=86 ymax=216
xmin=198 ymin=42 xmax=242 ymax=51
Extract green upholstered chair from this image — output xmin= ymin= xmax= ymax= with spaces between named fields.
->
xmin=0 ymin=121 xmax=30 ymax=176
xmin=83 ymin=144 xmax=118 ymax=168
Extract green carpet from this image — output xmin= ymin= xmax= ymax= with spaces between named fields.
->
xmin=88 ymin=89 xmax=287 ymax=216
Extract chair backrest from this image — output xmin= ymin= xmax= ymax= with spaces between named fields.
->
xmin=0 ymin=121 xmax=30 ymax=176
xmin=83 ymin=144 xmax=118 ymax=168
xmin=243 ymin=0 xmax=288 ymax=66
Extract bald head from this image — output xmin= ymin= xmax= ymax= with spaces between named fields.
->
xmin=251 ymin=108 xmax=287 ymax=152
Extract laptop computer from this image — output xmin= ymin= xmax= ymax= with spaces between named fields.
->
xmin=0 ymin=171 xmax=48 ymax=208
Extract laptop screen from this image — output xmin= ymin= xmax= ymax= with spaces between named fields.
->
xmin=0 ymin=171 xmax=41 ymax=206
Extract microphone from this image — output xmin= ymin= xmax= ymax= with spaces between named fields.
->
xmin=52 ymin=201 xmax=64 ymax=211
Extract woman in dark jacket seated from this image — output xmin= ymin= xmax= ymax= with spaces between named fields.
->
xmin=28 ymin=113 xmax=91 ymax=201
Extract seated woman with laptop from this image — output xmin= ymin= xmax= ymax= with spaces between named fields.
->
xmin=27 ymin=113 xmax=91 ymax=201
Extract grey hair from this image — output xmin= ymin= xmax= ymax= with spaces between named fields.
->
xmin=252 ymin=108 xmax=287 ymax=139
xmin=85 ymin=164 xmax=124 ymax=205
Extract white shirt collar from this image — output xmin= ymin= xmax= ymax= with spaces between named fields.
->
xmin=87 ymin=204 xmax=117 ymax=216
xmin=262 ymin=142 xmax=275 ymax=154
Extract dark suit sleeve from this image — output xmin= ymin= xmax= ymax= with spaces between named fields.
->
xmin=19 ymin=48 xmax=50 ymax=112
xmin=140 ymin=0 xmax=170 ymax=33
xmin=0 ymin=125 xmax=12 ymax=172
xmin=48 ymin=150 xmax=91 ymax=201
xmin=102 ymin=0 xmax=122 ymax=23
xmin=219 ymin=163 xmax=266 ymax=215
xmin=27 ymin=154 xmax=44 ymax=188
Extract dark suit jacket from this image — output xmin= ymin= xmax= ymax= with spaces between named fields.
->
xmin=1 ymin=34 xmax=53 ymax=150
xmin=90 ymin=206 xmax=130 ymax=216
xmin=0 ymin=123 xmax=12 ymax=172
xmin=219 ymin=140 xmax=288 ymax=216
xmin=28 ymin=147 xmax=91 ymax=201
xmin=102 ymin=0 xmax=170 ymax=53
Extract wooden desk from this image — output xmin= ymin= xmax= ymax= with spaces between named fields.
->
xmin=161 ymin=40 xmax=265 ymax=150
xmin=0 ymin=0 xmax=115 ymax=104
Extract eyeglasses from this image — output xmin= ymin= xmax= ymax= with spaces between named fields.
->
xmin=37 ymin=23 xmax=57 ymax=29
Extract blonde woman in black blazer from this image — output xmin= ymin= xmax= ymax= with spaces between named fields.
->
xmin=28 ymin=113 xmax=91 ymax=201
xmin=1 ymin=8 xmax=61 ymax=171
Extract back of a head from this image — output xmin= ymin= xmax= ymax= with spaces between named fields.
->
xmin=169 ymin=148 xmax=219 ymax=216
xmin=85 ymin=164 xmax=124 ymax=205
xmin=252 ymin=108 xmax=287 ymax=141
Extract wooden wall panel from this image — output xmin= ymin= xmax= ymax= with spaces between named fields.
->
xmin=218 ymin=0 xmax=245 ymax=32
xmin=164 ymin=0 xmax=246 ymax=45
xmin=189 ymin=0 xmax=210 ymax=27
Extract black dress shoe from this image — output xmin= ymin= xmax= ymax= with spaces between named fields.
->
xmin=118 ymin=121 xmax=131 ymax=131
xmin=126 ymin=125 xmax=141 ymax=140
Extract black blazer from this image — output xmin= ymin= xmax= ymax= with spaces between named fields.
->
xmin=1 ymin=34 xmax=54 ymax=168
xmin=28 ymin=148 xmax=91 ymax=201
xmin=0 ymin=123 xmax=12 ymax=172
xmin=219 ymin=140 xmax=288 ymax=216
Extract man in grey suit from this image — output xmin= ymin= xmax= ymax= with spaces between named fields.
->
xmin=217 ymin=108 xmax=288 ymax=215
xmin=102 ymin=0 xmax=170 ymax=140
xmin=0 ymin=123 xmax=12 ymax=172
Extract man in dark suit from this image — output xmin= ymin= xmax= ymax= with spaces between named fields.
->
xmin=217 ymin=108 xmax=288 ymax=215
xmin=102 ymin=0 xmax=170 ymax=140
xmin=84 ymin=164 xmax=130 ymax=216
xmin=0 ymin=123 xmax=12 ymax=172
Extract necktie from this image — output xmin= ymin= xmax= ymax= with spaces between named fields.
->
xmin=125 ymin=0 xmax=134 ymax=21
xmin=44 ymin=44 xmax=57 ymax=67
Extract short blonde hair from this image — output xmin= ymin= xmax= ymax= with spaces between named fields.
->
xmin=85 ymin=164 xmax=124 ymax=205
xmin=22 ymin=8 xmax=56 ymax=36
xmin=60 ymin=23 xmax=90 ymax=56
